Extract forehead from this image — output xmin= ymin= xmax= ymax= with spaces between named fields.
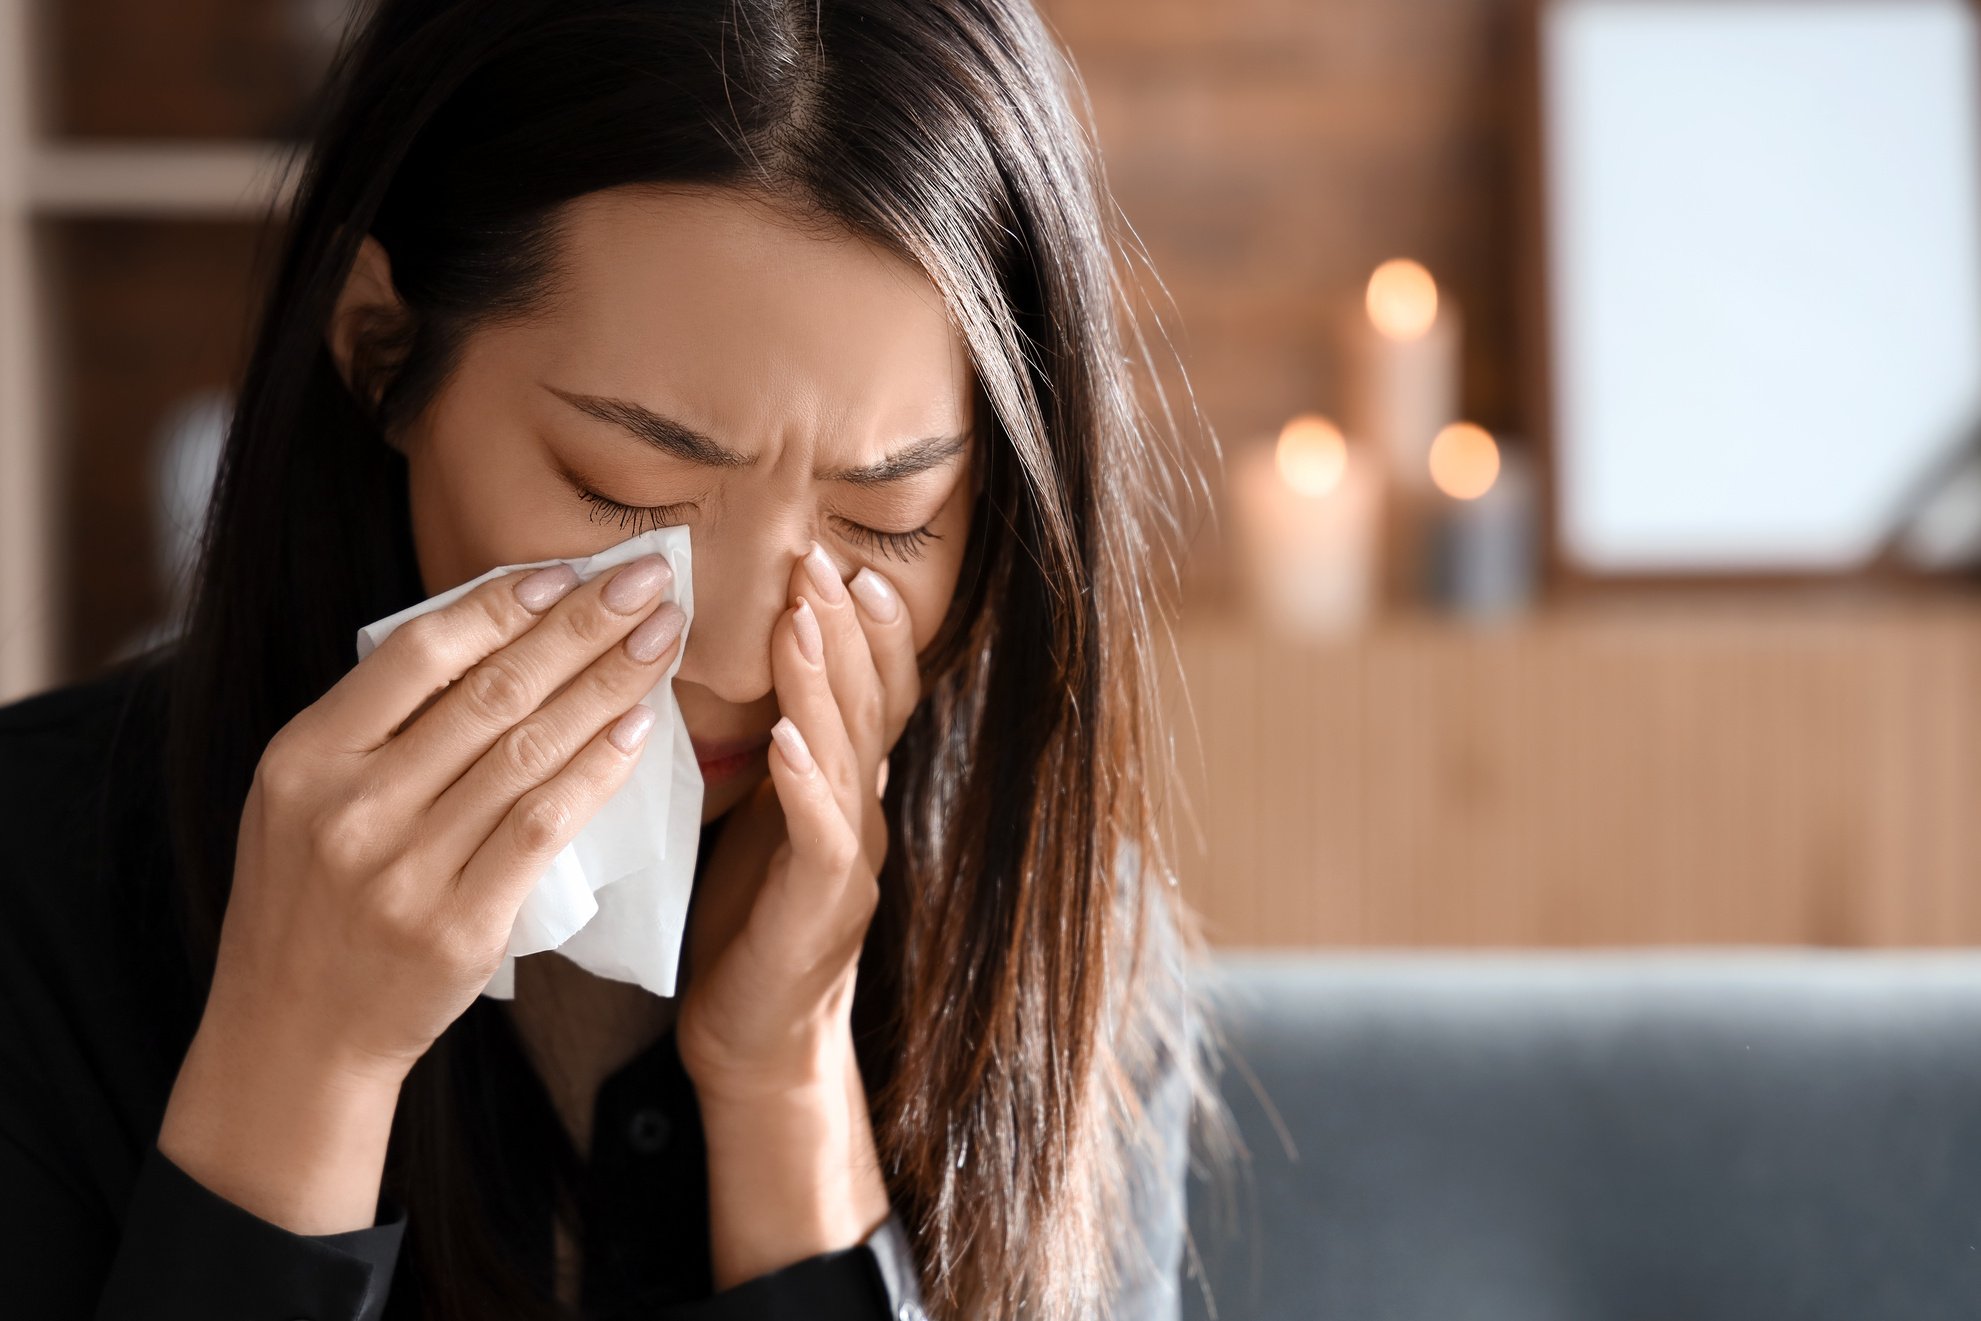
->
xmin=523 ymin=185 xmax=974 ymax=443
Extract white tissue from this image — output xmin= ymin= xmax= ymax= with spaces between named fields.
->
xmin=353 ymin=525 xmax=703 ymax=1000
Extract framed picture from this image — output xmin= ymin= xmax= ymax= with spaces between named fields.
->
xmin=1521 ymin=0 xmax=1981 ymax=584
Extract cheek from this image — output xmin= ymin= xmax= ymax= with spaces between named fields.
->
xmin=404 ymin=419 xmax=544 ymax=592
xmin=409 ymin=424 xmax=626 ymax=590
xmin=894 ymin=492 xmax=973 ymax=649
xmin=894 ymin=545 xmax=968 ymax=654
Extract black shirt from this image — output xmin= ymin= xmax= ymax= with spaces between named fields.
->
xmin=0 ymin=652 xmax=1189 ymax=1319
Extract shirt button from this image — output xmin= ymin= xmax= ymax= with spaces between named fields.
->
xmin=898 ymin=1304 xmax=926 ymax=1321
xmin=627 ymin=1105 xmax=671 ymax=1154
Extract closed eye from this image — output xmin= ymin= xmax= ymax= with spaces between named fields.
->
xmin=570 ymin=484 xmax=940 ymax=563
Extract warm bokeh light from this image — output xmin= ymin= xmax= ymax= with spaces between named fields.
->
xmin=1275 ymin=414 xmax=1349 ymax=497
xmin=1428 ymin=421 xmax=1500 ymax=500
xmin=1365 ymin=258 xmax=1439 ymax=341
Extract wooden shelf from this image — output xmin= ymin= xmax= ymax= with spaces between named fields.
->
xmin=27 ymin=141 xmax=296 ymax=217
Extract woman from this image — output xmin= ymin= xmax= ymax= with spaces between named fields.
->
xmin=0 ymin=0 xmax=1230 ymax=1318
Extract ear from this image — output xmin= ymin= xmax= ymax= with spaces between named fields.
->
xmin=325 ymin=233 xmax=407 ymax=417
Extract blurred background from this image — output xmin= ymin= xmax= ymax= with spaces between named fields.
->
xmin=8 ymin=2 xmax=1981 ymax=1315
xmin=2 ymin=0 xmax=1979 ymax=950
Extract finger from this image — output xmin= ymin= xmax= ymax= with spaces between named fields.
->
xmin=761 ymin=715 xmax=872 ymax=952
xmin=376 ymin=553 xmax=676 ymax=809
xmin=423 ymin=602 xmax=686 ymax=869
xmin=311 ymin=563 xmax=582 ymax=753
xmin=774 ymin=596 xmax=862 ymax=836
xmin=845 ymin=564 xmax=919 ymax=753
xmin=790 ymin=542 xmax=890 ymax=865
xmin=862 ymin=754 xmax=889 ymax=873
xmin=454 ymin=698 xmax=661 ymax=935
xmin=791 ymin=542 xmax=886 ymax=781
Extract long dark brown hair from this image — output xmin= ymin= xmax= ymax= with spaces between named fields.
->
xmin=160 ymin=0 xmax=1233 ymax=1316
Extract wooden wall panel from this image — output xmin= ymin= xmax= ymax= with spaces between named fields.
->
xmin=1158 ymin=594 xmax=1981 ymax=949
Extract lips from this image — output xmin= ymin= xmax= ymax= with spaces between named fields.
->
xmin=691 ymin=732 xmax=773 ymax=764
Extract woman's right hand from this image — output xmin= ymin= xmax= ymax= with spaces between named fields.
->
xmin=158 ymin=550 xmax=685 ymax=1233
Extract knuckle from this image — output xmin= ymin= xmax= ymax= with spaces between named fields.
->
xmin=499 ymin=720 xmax=563 ymax=784
xmin=848 ymin=684 xmax=884 ymax=733
xmin=392 ymin=612 xmax=451 ymax=669
xmin=314 ymin=798 xmax=383 ymax=874
xmin=513 ymin=790 xmax=572 ymax=854
xmin=434 ymin=905 xmax=499 ymax=971
xmin=570 ymin=656 xmax=626 ymax=708
xmin=827 ymin=760 xmax=861 ymax=806
xmin=564 ymin=600 xmax=616 ymax=646
xmin=474 ymin=573 xmax=534 ymax=629
xmin=254 ymin=738 xmax=309 ymax=808
xmin=820 ymin=827 xmax=862 ymax=876
xmin=464 ymin=657 xmax=535 ymax=726
xmin=366 ymin=864 xmax=434 ymax=948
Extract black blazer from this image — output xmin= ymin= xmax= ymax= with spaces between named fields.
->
xmin=0 ymin=653 xmax=1192 ymax=1320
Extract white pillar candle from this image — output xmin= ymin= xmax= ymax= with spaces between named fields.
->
xmin=1228 ymin=414 xmax=1382 ymax=639
xmin=1424 ymin=422 xmax=1539 ymax=617
xmin=1338 ymin=258 xmax=1462 ymax=607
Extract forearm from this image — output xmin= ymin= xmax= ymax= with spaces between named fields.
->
xmin=157 ymin=1008 xmax=404 ymax=1236
xmin=696 ymin=1041 xmax=893 ymax=1291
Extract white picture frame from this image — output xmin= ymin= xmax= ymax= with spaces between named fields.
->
xmin=1536 ymin=0 xmax=1981 ymax=574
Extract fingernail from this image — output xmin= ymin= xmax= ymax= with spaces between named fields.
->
xmin=848 ymin=567 xmax=900 ymax=623
xmin=625 ymin=603 xmax=686 ymax=663
xmin=803 ymin=541 xmax=848 ymax=604
xmin=602 ymin=554 xmax=672 ymax=612
xmin=770 ymin=715 xmax=814 ymax=772
xmin=609 ymin=703 xmax=657 ymax=753
xmin=515 ymin=564 xmax=579 ymax=612
xmin=792 ymin=597 xmax=824 ymax=663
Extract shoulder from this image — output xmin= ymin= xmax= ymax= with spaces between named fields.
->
xmin=1105 ymin=834 xmax=1203 ymax=1178
xmin=0 ymin=649 xmax=197 ymax=1189
xmin=0 ymin=649 xmax=164 ymax=790
xmin=1107 ymin=836 xmax=1200 ymax=1085
xmin=0 ymin=651 xmax=171 ymax=887
xmin=1099 ymin=836 xmax=1201 ymax=1318
xmin=0 ymin=648 xmax=192 ymax=1053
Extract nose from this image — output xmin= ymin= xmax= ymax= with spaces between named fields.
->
xmin=673 ymin=529 xmax=813 ymax=704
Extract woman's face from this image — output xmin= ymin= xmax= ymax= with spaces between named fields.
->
xmin=338 ymin=186 xmax=978 ymax=822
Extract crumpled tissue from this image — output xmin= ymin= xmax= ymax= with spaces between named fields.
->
xmin=353 ymin=525 xmax=702 ymax=1000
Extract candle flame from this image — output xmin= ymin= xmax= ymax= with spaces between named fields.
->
xmin=1275 ymin=414 xmax=1348 ymax=497
xmin=1428 ymin=422 xmax=1499 ymax=500
xmin=1366 ymin=258 xmax=1439 ymax=341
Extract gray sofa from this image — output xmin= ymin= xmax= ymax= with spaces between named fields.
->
xmin=1180 ymin=950 xmax=1981 ymax=1320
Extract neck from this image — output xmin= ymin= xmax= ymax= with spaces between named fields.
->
xmin=500 ymin=953 xmax=678 ymax=1158
xmin=498 ymin=813 xmax=725 ymax=1154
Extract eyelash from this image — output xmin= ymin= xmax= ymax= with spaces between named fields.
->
xmin=572 ymin=486 xmax=941 ymax=563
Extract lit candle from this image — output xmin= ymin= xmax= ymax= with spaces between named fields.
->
xmin=1338 ymin=258 xmax=1462 ymax=606
xmin=1425 ymin=422 xmax=1539 ymax=617
xmin=1228 ymin=414 xmax=1382 ymax=638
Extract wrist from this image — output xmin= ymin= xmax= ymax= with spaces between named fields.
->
xmin=696 ymin=1036 xmax=893 ymax=1289
xmin=684 ymin=1027 xmax=847 ymax=1110
xmin=159 ymin=1008 xmax=404 ymax=1235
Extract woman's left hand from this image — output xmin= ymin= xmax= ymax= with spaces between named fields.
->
xmin=675 ymin=540 xmax=919 ymax=1102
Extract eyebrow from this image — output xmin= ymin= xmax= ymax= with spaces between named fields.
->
xmin=544 ymin=384 xmax=971 ymax=486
